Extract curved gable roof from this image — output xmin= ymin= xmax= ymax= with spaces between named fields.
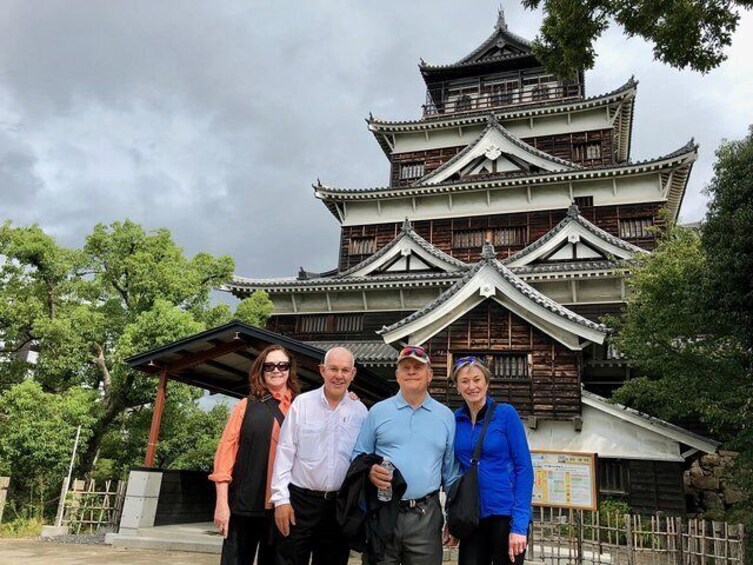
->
xmin=504 ymin=204 xmax=649 ymax=267
xmin=378 ymin=242 xmax=608 ymax=349
xmin=413 ymin=115 xmax=581 ymax=186
xmin=337 ymin=218 xmax=469 ymax=278
xmin=419 ymin=10 xmax=533 ymax=74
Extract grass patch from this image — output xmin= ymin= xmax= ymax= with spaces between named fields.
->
xmin=0 ymin=517 xmax=44 ymax=538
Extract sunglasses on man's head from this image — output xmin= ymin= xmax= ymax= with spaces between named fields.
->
xmin=399 ymin=345 xmax=429 ymax=359
xmin=453 ymin=356 xmax=486 ymax=370
xmin=262 ymin=362 xmax=291 ymax=373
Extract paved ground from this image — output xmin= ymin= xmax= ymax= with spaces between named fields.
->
xmin=0 ymin=539 xmax=365 ymax=564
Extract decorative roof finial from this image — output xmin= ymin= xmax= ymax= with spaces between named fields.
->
xmin=298 ymin=267 xmax=308 ymax=280
xmin=401 ymin=217 xmax=412 ymax=233
xmin=316 ymin=177 xmax=322 ymax=187
xmin=567 ymin=203 xmax=580 ymax=218
xmin=496 ymin=5 xmax=508 ymax=30
xmin=482 ymin=240 xmax=497 ymax=261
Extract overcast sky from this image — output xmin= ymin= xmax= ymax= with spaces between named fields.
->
xmin=2 ymin=1 xmax=752 ymax=286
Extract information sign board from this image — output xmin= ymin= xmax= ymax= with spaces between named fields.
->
xmin=531 ymin=450 xmax=597 ymax=510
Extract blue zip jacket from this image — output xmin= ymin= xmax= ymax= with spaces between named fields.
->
xmin=454 ymin=398 xmax=534 ymax=535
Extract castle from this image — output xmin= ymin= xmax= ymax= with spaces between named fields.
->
xmin=227 ymin=11 xmax=716 ymax=513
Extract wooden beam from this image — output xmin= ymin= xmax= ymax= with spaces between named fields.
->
xmin=144 ymin=370 xmax=168 ymax=468
xmin=205 ymin=359 xmax=248 ymax=380
xmin=160 ymin=339 xmax=251 ymax=374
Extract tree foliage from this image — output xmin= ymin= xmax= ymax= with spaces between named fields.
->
xmin=611 ymin=226 xmax=748 ymax=437
xmin=0 ymin=381 xmax=96 ymax=496
xmin=702 ymin=125 xmax=753 ymax=355
xmin=523 ymin=0 xmax=753 ymax=76
xmin=0 ymin=219 xmax=273 ymax=479
xmin=611 ymin=129 xmax=753 ymax=521
xmin=95 ymin=393 xmax=231 ymax=478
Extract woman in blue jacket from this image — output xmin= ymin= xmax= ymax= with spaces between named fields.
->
xmin=452 ymin=356 xmax=534 ymax=565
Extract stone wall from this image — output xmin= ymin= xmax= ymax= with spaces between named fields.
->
xmin=684 ymin=451 xmax=748 ymax=520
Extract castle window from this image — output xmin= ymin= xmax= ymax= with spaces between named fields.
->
xmin=493 ymin=226 xmax=526 ymax=246
xmin=619 ymin=217 xmax=654 ymax=239
xmin=574 ymin=142 xmax=602 ymax=162
xmin=297 ymin=315 xmax=327 ymax=333
xmin=489 ymin=353 xmax=529 ymax=380
xmin=296 ymin=314 xmax=364 ymax=334
xmin=531 ymin=85 xmax=550 ymax=101
xmin=453 ymin=229 xmax=486 ymax=249
xmin=335 ymin=314 xmax=363 ymax=333
xmin=455 ymin=95 xmax=473 ymax=112
xmin=489 ymin=80 xmax=518 ymax=106
xmin=490 ymin=86 xmax=513 ymax=106
xmin=399 ymin=162 xmax=425 ymax=180
xmin=573 ymin=196 xmax=594 ymax=208
xmin=599 ymin=459 xmax=629 ymax=495
xmin=349 ymin=236 xmax=376 ymax=255
xmin=454 ymin=352 xmax=530 ymax=381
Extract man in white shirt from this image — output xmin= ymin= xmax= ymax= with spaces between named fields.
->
xmin=271 ymin=346 xmax=367 ymax=565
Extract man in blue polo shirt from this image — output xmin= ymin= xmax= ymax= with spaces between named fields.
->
xmin=352 ymin=344 xmax=460 ymax=565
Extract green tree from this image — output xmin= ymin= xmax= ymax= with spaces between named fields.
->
xmin=611 ymin=129 xmax=753 ymax=529
xmin=0 ymin=381 xmax=96 ymax=515
xmin=235 ymin=290 xmax=274 ymax=327
xmin=95 ymin=395 xmax=231 ymax=478
xmin=522 ymin=0 xmax=753 ymax=76
xmin=611 ymin=225 xmax=747 ymax=437
xmin=0 ymin=220 xmax=273 ymax=476
xmin=702 ymin=125 xmax=753 ymax=356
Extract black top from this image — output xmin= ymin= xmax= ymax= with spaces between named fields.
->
xmin=228 ymin=395 xmax=284 ymax=517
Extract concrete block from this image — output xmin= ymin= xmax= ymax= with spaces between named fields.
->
xmin=40 ymin=525 xmax=69 ymax=538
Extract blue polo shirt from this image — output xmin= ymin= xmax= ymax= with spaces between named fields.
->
xmin=353 ymin=391 xmax=461 ymax=500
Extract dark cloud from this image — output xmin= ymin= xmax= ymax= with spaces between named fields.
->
xmin=0 ymin=1 xmax=750 ymax=288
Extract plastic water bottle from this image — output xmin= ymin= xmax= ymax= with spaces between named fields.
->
xmin=377 ymin=459 xmax=394 ymax=502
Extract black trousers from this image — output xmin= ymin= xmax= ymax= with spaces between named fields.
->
xmin=275 ymin=484 xmax=350 ymax=565
xmin=458 ymin=515 xmax=527 ymax=565
xmin=221 ymin=510 xmax=276 ymax=565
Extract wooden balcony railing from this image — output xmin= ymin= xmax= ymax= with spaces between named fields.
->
xmin=422 ymin=83 xmax=584 ymax=117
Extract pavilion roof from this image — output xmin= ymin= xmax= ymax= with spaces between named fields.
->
xmin=125 ymin=321 xmax=396 ymax=405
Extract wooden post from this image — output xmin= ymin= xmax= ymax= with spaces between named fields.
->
xmin=0 ymin=476 xmax=9 ymax=523
xmin=144 ymin=370 xmax=168 ymax=467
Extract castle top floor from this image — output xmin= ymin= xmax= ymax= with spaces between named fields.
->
xmin=418 ymin=10 xmax=584 ymax=118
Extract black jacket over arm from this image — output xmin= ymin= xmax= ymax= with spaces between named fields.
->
xmin=337 ymin=453 xmax=408 ymax=564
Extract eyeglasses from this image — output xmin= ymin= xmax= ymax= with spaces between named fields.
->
xmin=398 ymin=345 xmax=429 ymax=360
xmin=262 ymin=362 xmax=291 ymax=373
xmin=453 ymin=356 xmax=486 ymax=370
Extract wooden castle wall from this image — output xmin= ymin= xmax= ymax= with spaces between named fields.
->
xmin=628 ymin=460 xmax=686 ymax=513
xmin=267 ymin=311 xmax=412 ymax=342
xmin=390 ymin=129 xmax=615 ymax=186
xmin=420 ymin=300 xmax=581 ymax=418
xmin=339 ymin=202 xmax=665 ymax=270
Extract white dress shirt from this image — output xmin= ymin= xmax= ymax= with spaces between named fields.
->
xmin=270 ymin=386 xmax=367 ymax=506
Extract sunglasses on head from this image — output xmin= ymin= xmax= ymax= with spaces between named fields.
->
xmin=262 ymin=362 xmax=291 ymax=373
xmin=453 ymin=356 xmax=486 ymax=370
xmin=399 ymin=345 xmax=429 ymax=359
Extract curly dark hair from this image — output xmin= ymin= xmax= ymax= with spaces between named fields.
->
xmin=248 ymin=344 xmax=300 ymax=399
